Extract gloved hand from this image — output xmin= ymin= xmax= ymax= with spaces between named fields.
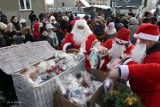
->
xmin=74 ymin=51 xmax=85 ymax=61
xmin=90 ymin=45 xmax=108 ymax=58
xmin=95 ymin=44 xmax=108 ymax=56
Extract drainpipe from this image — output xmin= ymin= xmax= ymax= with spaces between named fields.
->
xmin=42 ymin=0 xmax=46 ymax=14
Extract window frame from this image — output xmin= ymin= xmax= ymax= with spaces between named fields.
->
xmin=18 ymin=0 xmax=32 ymax=11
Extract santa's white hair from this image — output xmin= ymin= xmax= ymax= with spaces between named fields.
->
xmin=108 ymin=42 xmax=126 ymax=59
xmin=71 ymin=19 xmax=92 ymax=45
xmin=131 ymin=43 xmax=146 ymax=63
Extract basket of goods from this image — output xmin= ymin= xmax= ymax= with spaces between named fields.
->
xmin=0 ymin=41 xmax=85 ymax=107
xmin=54 ymin=68 xmax=107 ymax=107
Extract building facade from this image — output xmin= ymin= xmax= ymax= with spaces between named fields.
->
xmin=0 ymin=0 xmax=44 ymax=24
xmin=54 ymin=0 xmax=78 ymax=7
xmin=54 ymin=0 xmax=108 ymax=8
xmin=88 ymin=0 xmax=108 ymax=5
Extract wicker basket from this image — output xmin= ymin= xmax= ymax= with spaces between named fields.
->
xmin=0 ymin=41 xmax=85 ymax=107
xmin=12 ymin=58 xmax=85 ymax=107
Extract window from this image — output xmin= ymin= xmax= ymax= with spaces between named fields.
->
xmin=62 ymin=2 xmax=65 ymax=7
xmin=19 ymin=0 xmax=32 ymax=11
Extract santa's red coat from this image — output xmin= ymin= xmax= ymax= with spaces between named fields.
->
xmin=125 ymin=63 xmax=160 ymax=107
xmin=100 ymin=38 xmax=134 ymax=72
xmin=61 ymin=33 xmax=96 ymax=68
xmin=122 ymin=43 xmax=160 ymax=107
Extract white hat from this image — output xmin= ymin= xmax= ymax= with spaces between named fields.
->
xmin=62 ymin=16 xmax=69 ymax=22
xmin=46 ymin=23 xmax=54 ymax=30
xmin=50 ymin=16 xmax=55 ymax=21
xmin=108 ymin=22 xmax=115 ymax=28
xmin=0 ymin=22 xmax=7 ymax=30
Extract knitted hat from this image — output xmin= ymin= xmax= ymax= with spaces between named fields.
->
xmin=46 ymin=23 xmax=54 ymax=30
xmin=134 ymin=23 xmax=160 ymax=41
xmin=0 ymin=22 xmax=7 ymax=30
xmin=115 ymin=27 xmax=131 ymax=43
xmin=50 ymin=16 xmax=55 ymax=21
xmin=108 ymin=22 xmax=115 ymax=28
xmin=62 ymin=16 xmax=69 ymax=22
xmin=93 ymin=21 xmax=105 ymax=36
xmin=13 ymin=35 xmax=25 ymax=44
xmin=130 ymin=17 xmax=139 ymax=25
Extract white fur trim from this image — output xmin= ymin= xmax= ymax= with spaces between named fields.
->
xmin=137 ymin=32 xmax=159 ymax=41
xmin=63 ymin=43 xmax=71 ymax=51
xmin=133 ymin=33 xmax=138 ymax=38
xmin=100 ymin=59 xmax=105 ymax=68
xmin=119 ymin=65 xmax=129 ymax=80
xmin=123 ymin=58 xmax=133 ymax=65
xmin=115 ymin=38 xmax=129 ymax=43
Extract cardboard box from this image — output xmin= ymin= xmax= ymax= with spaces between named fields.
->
xmin=54 ymin=68 xmax=106 ymax=107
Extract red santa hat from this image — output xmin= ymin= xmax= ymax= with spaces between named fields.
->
xmin=115 ymin=27 xmax=130 ymax=44
xmin=72 ymin=18 xmax=86 ymax=27
xmin=134 ymin=23 xmax=160 ymax=41
xmin=70 ymin=16 xmax=81 ymax=26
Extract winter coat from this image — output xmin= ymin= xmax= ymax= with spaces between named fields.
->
xmin=0 ymin=35 xmax=6 ymax=47
xmin=38 ymin=35 xmax=53 ymax=46
xmin=61 ymin=33 xmax=96 ymax=68
xmin=123 ymin=42 xmax=160 ymax=107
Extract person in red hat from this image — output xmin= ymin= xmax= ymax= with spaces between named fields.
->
xmin=98 ymin=27 xmax=134 ymax=72
xmin=107 ymin=23 xmax=160 ymax=107
xmin=61 ymin=18 xmax=97 ymax=68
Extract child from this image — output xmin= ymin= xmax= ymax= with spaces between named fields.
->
xmin=46 ymin=23 xmax=59 ymax=49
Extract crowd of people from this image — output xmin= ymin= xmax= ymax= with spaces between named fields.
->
xmin=1 ymin=9 xmax=160 ymax=107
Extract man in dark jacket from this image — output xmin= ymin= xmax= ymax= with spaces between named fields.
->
xmin=0 ymin=10 xmax=8 ymax=24
xmin=28 ymin=10 xmax=37 ymax=30
xmin=0 ymin=22 xmax=7 ymax=47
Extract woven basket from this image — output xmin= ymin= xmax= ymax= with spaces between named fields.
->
xmin=0 ymin=41 xmax=86 ymax=107
xmin=12 ymin=57 xmax=85 ymax=107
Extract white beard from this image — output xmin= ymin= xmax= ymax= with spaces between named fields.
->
xmin=73 ymin=29 xmax=87 ymax=46
xmin=131 ymin=43 xmax=146 ymax=63
xmin=108 ymin=42 xmax=126 ymax=59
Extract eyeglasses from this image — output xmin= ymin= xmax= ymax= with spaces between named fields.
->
xmin=114 ymin=39 xmax=125 ymax=45
xmin=77 ymin=26 xmax=84 ymax=30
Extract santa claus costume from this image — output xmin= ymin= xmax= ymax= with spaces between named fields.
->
xmin=61 ymin=19 xmax=96 ymax=68
xmin=100 ymin=27 xmax=134 ymax=72
xmin=119 ymin=23 xmax=160 ymax=107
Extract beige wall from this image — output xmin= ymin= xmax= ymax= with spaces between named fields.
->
xmin=0 ymin=0 xmax=43 ymax=25
xmin=54 ymin=0 xmax=78 ymax=7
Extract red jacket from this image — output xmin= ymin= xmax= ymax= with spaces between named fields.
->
xmin=126 ymin=63 xmax=160 ymax=107
xmin=100 ymin=39 xmax=134 ymax=72
xmin=61 ymin=33 xmax=96 ymax=68
xmin=122 ymin=42 xmax=160 ymax=107
xmin=33 ymin=22 xmax=40 ymax=41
